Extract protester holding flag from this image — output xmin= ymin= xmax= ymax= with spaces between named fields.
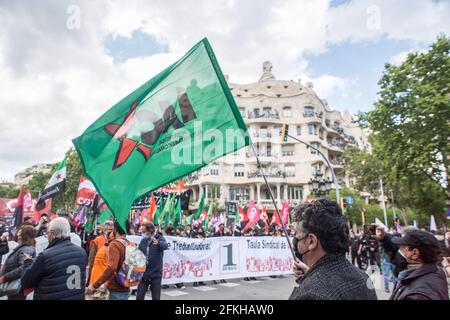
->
xmin=289 ymin=199 xmax=377 ymax=300
xmin=35 ymin=214 xmax=49 ymax=237
xmin=136 ymin=222 xmax=168 ymax=300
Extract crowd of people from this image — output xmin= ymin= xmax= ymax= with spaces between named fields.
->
xmin=290 ymin=199 xmax=450 ymax=300
xmin=0 ymin=199 xmax=449 ymax=300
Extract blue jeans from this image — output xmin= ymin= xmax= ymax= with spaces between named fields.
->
xmin=382 ymin=262 xmax=397 ymax=290
xmin=109 ymin=291 xmax=130 ymax=300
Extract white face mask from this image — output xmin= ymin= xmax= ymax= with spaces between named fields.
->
xmin=399 ymin=248 xmax=417 ymax=265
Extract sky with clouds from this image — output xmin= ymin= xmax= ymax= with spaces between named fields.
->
xmin=0 ymin=0 xmax=449 ymax=182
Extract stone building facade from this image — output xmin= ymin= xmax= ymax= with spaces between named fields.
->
xmin=186 ymin=62 xmax=369 ymax=212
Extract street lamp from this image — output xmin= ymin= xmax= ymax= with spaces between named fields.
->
xmin=308 ymin=173 xmax=334 ymax=197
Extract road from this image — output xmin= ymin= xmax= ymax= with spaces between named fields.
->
xmin=0 ymin=268 xmax=392 ymax=301
xmin=135 ymin=271 xmax=392 ymax=300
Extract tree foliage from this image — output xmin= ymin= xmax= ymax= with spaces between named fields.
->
xmin=344 ymin=36 xmax=450 ymax=227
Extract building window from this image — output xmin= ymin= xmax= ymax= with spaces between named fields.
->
xmin=283 ymin=107 xmax=292 ymax=118
xmin=310 ymin=142 xmax=319 ymax=154
xmin=288 ymin=186 xmax=303 ymax=200
xmin=284 ymin=164 xmax=295 ymax=177
xmin=234 ymin=164 xmax=245 ymax=177
xmin=282 ymin=145 xmax=295 ymax=157
xmin=308 ymin=124 xmax=317 ymax=135
xmin=210 ymin=164 xmax=219 ymax=175
xmin=311 ymin=163 xmax=322 ymax=175
xmin=259 ymin=126 xmax=268 ymax=138
xmin=273 ymin=126 xmax=281 ymax=137
xmin=266 ymin=143 xmax=272 ymax=156
xmin=296 ymin=125 xmax=302 ymax=135
xmin=263 ymin=107 xmax=272 ymax=116
xmin=319 ymin=130 xmax=324 ymax=140
xmin=304 ymin=106 xmax=314 ymax=117
xmin=230 ymin=187 xmax=249 ymax=201
xmin=207 ymin=184 xmax=221 ymax=199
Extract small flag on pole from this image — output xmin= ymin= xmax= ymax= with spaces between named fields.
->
xmin=36 ymin=157 xmax=67 ymax=210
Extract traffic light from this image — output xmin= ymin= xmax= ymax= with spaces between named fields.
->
xmin=281 ymin=124 xmax=289 ymax=142
xmin=340 ymin=197 xmax=349 ymax=215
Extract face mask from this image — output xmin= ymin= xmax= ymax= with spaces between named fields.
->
xmin=293 ymin=236 xmax=310 ymax=263
xmin=398 ymin=248 xmax=416 ymax=265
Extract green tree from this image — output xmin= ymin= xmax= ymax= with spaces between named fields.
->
xmin=365 ymin=35 xmax=450 ymax=204
xmin=24 ymin=171 xmax=52 ymax=198
xmin=0 ymin=185 xmax=19 ymax=198
xmin=52 ymin=148 xmax=83 ymax=211
xmin=343 ymin=36 xmax=450 ymax=228
xmin=23 ymin=148 xmax=83 ymax=212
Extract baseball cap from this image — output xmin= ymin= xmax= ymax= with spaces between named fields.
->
xmin=392 ymin=229 xmax=440 ymax=252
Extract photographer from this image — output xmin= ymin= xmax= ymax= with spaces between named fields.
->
xmin=349 ymin=230 xmax=362 ymax=269
xmin=35 ymin=214 xmax=49 ymax=237
xmin=366 ymin=226 xmax=382 ymax=274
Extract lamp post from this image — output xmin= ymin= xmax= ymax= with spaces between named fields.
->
xmin=308 ymin=172 xmax=335 ymax=198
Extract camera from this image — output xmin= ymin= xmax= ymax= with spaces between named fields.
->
xmin=364 ymin=224 xmax=377 ymax=238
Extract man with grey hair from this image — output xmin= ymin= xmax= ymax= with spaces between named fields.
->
xmin=21 ymin=218 xmax=87 ymax=300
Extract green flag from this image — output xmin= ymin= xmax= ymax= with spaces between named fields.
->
xmin=205 ymin=201 xmax=214 ymax=229
xmin=73 ymin=38 xmax=250 ymax=230
xmin=234 ymin=204 xmax=240 ymax=225
xmin=164 ymin=194 xmax=175 ymax=227
xmin=195 ymin=193 xmax=205 ymax=219
xmin=153 ymin=197 xmax=165 ymax=226
xmin=161 ymin=194 xmax=173 ymax=227
xmin=173 ymin=196 xmax=182 ymax=228
xmin=97 ymin=209 xmax=113 ymax=224
xmin=84 ymin=212 xmax=95 ymax=233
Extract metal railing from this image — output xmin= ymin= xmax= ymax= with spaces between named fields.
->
xmin=247 ymin=111 xmax=280 ymax=120
xmin=247 ymin=171 xmax=294 ymax=178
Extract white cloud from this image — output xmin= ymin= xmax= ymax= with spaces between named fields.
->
xmin=327 ymin=0 xmax=450 ymax=44
xmin=389 ymin=48 xmax=427 ymax=65
xmin=0 ymin=0 xmax=449 ymax=181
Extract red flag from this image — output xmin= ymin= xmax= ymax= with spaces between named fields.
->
xmin=238 ymin=206 xmax=248 ymax=223
xmin=149 ymin=193 xmax=156 ymax=221
xmin=140 ymin=209 xmax=147 ymax=224
xmin=270 ymin=208 xmax=282 ymax=226
xmin=24 ymin=189 xmax=33 ymax=212
xmin=13 ymin=186 xmax=24 ymax=228
xmin=260 ymin=207 xmax=269 ymax=229
xmin=261 ymin=207 xmax=269 ymax=223
xmin=280 ymin=201 xmax=290 ymax=225
xmin=75 ymin=176 xmax=97 ymax=207
xmin=243 ymin=201 xmax=260 ymax=231
xmin=33 ymin=198 xmax=52 ymax=222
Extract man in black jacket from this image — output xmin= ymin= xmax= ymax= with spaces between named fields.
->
xmin=289 ymin=199 xmax=377 ymax=300
xmin=388 ymin=229 xmax=448 ymax=300
xmin=136 ymin=222 xmax=168 ymax=300
xmin=21 ymin=217 xmax=87 ymax=300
